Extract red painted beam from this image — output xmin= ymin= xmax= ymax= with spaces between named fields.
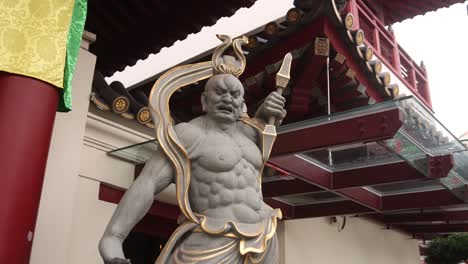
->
xmin=402 ymin=224 xmax=468 ymax=234
xmin=380 ymin=210 xmax=468 ymax=224
xmin=100 ymin=182 xmax=297 ymax=221
xmin=294 ymin=200 xmax=374 ymax=218
xmin=270 ymin=155 xmax=465 ymax=213
xmin=262 ymin=178 xmax=323 ymax=198
xmin=381 ymin=189 xmax=464 ymax=211
xmin=332 ymin=89 xmax=367 ymax=105
xmin=98 ymin=184 xmax=178 ymax=239
xmin=132 ymin=214 xmax=178 ymax=239
xmin=332 ymin=161 xmax=426 ymax=189
xmin=272 ymin=107 xmax=402 ymax=156
xmin=99 ymin=183 xmax=180 ymax=221
xmin=288 ymin=49 xmax=327 ymax=117
xmin=269 ymin=155 xmax=332 ymax=188
xmin=269 ymin=156 xmax=425 ymax=190
xmin=243 ymin=18 xmax=325 ymax=78
xmin=338 ymin=187 xmax=382 ymax=210
xmin=269 ymin=156 xmax=382 ymax=211
xmin=264 ymin=198 xmax=295 ymax=219
xmin=324 ymin=18 xmax=383 ymax=102
xmin=427 ymin=154 xmax=454 ymax=179
xmin=330 ymin=72 xmax=354 ymax=92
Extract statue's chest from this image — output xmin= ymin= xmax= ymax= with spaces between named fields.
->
xmin=194 ymin=132 xmax=262 ymax=172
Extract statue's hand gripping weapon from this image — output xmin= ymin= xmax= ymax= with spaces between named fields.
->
xmin=262 ymin=52 xmax=293 ymax=162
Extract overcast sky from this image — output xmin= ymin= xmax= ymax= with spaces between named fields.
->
xmin=107 ymin=0 xmax=468 ymax=137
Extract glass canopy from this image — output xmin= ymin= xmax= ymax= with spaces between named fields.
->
xmin=107 ymin=96 xmax=468 ymax=200
xmin=289 ymin=96 xmax=466 ymax=174
xmin=366 ymin=180 xmax=444 ymax=196
xmin=300 ymin=142 xmax=402 ymax=171
xmin=361 ymin=150 xmax=468 ymax=200
xmin=108 ymin=96 xmax=465 ymax=165
xmin=274 ymin=191 xmax=346 ymax=206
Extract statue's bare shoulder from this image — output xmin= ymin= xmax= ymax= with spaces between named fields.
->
xmin=237 ymin=119 xmax=261 ymax=146
xmin=173 ymin=116 xmax=205 ymax=155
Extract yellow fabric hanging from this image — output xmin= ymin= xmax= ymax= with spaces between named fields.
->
xmin=0 ymin=0 xmax=75 ymax=89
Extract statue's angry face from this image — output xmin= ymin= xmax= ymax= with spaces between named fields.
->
xmin=202 ymin=74 xmax=245 ymax=123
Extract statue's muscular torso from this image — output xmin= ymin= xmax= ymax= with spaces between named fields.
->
xmin=175 ymin=116 xmax=265 ymax=224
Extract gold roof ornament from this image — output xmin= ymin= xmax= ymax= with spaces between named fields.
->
xmin=211 ymin=34 xmax=248 ymax=77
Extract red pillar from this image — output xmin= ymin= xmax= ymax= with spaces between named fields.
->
xmin=0 ymin=72 xmax=58 ymax=263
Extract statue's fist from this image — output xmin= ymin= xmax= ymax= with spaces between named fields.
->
xmin=99 ymin=235 xmax=129 ymax=264
xmin=256 ymin=91 xmax=286 ymax=125
xmin=106 ymin=258 xmax=131 ymax=264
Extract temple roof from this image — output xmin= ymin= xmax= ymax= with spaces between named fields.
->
xmin=84 ymin=0 xmax=257 ymax=76
xmin=88 ymin=0 xmax=435 ymax=129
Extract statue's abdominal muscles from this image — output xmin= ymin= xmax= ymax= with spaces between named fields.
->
xmin=188 ymin=132 xmax=263 ymax=224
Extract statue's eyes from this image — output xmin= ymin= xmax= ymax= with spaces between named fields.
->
xmin=232 ymin=91 xmax=240 ymax=98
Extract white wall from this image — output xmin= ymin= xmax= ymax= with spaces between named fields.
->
xmin=283 ymin=217 xmax=421 ymax=264
xmin=67 ymin=177 xmax=115 ymax=264
xmin=68 ymin=112 xmax=156 ymax=263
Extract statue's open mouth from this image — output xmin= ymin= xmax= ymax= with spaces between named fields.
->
xmin=217 ymin=105 xmax=233 ymax=113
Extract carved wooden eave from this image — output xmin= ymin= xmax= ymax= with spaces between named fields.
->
xmin=85 ymin=0 xmax=258 ymax=76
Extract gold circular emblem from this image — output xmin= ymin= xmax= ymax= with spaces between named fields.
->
xmin=265 ymin=22 xmax=278 ymax=35
xmin=247 ymin=36 xmax=258 ymax=49
xmin=287 ymin=8 xmax=300 ymax=23
xmin=393 ymin=86 xmax=400 ymax=96
xmin=137 ymin=107 xmax=151 ymax=124
xmin=386 ymin=84 xmax=399 ymax=97
xmin=383 ymin=73 xmax=391 ymax=86
xmin=365 ymin=47 xmax=373 ymax=61
xmin=344 ymin=14 xmax=354 ymax=29
xmin=355 ymin=30 xmax=364 ymax=45
xmin=113 ymin=96 xmax=129 ymax=114
xmin=374 ymin=61 xmax=382 ymax=75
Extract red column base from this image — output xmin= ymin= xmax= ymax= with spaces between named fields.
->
xmin=0 ymin=72 xmax=58 ymax=263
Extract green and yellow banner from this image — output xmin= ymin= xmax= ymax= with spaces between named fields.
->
xmin=0 ymin=0 xmax=88 ymax=112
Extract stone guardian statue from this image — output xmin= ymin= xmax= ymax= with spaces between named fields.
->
xmin=99 ymin=34 xmax=291 ymax=264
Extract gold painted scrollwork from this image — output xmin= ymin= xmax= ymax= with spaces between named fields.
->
xmin=212 ymin=34 xmax=248 ymax=77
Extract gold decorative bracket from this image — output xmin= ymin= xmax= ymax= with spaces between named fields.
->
xmin=314 ymin=37 xmax=330 ymax=56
